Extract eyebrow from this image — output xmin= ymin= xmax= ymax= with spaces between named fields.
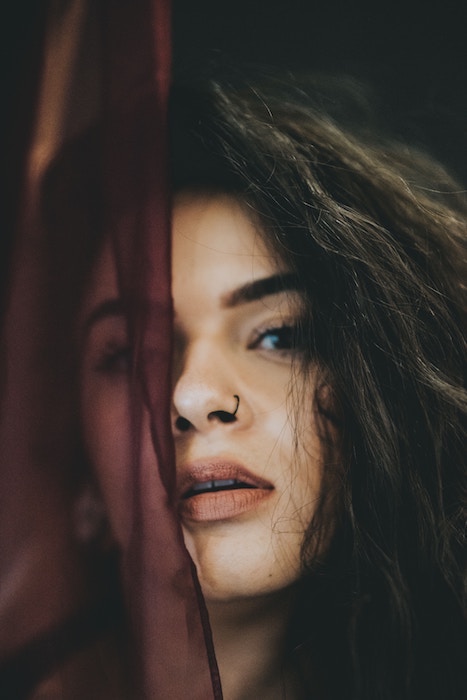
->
xmin=222 ymin=272 xmax=300 ymax=308
xmin=82 ymin=298 xmax=124 ymax=337
xmin=83 ymin=272 xmax=300 ymax=335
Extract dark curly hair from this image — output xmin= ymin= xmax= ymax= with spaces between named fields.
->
xmin=41 ymin=68 xmax=466 ymax=699
xmin=169 ymin=71 xmax=467 ymax=700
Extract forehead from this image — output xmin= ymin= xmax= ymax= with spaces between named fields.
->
xmin=82 ymin=192 xmax=282 ymax=316
xmin=172 ymin=192 xmax=279 ymax=283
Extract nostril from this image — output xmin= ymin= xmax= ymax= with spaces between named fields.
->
xmin=207 ymin=409 xmax=237 ymax=424
xmin=175 ymin=416 xmax=192 ymax=431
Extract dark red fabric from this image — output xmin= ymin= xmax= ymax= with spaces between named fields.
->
xmin=0 ymin=4 xmax=74 ymax=688
xmin=1 ymin=1 xmax=222 ymax=697
xmin=99 ymin=1 xmax=221 ymax=697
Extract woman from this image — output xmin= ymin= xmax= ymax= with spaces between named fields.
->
xmin=45 ymin=74 xmax=466 ymax=698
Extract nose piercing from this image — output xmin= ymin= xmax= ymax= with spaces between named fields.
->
xmin=205 ymin=395 xmax=240 ymax=424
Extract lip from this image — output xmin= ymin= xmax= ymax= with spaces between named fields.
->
xmin=177 ymin=459 xmax=274 ymax=522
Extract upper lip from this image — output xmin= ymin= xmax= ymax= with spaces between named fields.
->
xmin=176 ymin=459 xmax=274 ymax=500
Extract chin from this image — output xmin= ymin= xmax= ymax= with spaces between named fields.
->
xmin=183 ymin=526 xmax=302 ymax=606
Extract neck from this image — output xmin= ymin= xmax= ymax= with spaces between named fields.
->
xmin=207 ymin=589 xmax=300 ymax=700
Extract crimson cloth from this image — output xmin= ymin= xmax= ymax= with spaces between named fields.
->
xmin=0 ymin=1 xmax=222 ymax=697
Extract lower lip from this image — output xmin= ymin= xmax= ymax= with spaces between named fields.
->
xmin=179 ymin=488 xmax=273 ymax=522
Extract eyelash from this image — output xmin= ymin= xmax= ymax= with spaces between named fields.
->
xmin=93 ymin=321 xmax=303 ymax=374
xmin=248 ymin=322 xmax=303 ymax=356
xmin=94 ymin=342 xmax=131 ymax=375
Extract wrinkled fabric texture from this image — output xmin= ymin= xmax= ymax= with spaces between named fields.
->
xmin=0 ymin=1 xmax=221 ymax=697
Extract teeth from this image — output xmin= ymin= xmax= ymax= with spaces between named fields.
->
xmin=186 ymin=478 xmax=255 ymax=498
xmin=191 ymin=479 xmax=237 ymax=493
xmin=191 ymin=480 xmax=214 ymax=493
xmin=213 ymin=479 xmax=237 ymax=489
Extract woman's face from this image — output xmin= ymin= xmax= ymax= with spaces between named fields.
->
xmin=80 ymin=192 xmax=327 ymax=603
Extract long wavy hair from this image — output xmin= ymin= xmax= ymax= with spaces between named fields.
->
xmin=170 ymin=72 xmax=467 ymax=700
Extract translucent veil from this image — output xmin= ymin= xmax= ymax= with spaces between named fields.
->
xmin=1 ymin=1 xmax=222 ymax=697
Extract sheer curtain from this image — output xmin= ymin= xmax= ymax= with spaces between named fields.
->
xmin=0 ymin=1 xmax=221 ymax=697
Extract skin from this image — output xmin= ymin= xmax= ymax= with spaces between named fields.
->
xmin=79 ymin=192 xmax=328 ymax=697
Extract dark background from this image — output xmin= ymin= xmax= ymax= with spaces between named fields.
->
xmin=5 ymin=0 xmax=467 ymax=199
xmin=172 ymin=0 xmax=466 ymax=184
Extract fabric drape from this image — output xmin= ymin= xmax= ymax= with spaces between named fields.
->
xmin=0 ymin=1 xmax=222 ymax=697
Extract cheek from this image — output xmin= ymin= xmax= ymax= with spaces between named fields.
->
xmin=278 ymin=383 xmax=326 ymax=521
xmin=81 ymin=383 xmax=133 ymax=546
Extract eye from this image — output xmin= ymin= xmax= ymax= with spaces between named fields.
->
xmin=94 ymin=341 xmax=131 ymax=375
xmin=249 ymin=323 xmax=301 ymax=355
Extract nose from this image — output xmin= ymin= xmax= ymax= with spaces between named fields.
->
xmin=172 ymin=342 xmax=247 ymax=434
